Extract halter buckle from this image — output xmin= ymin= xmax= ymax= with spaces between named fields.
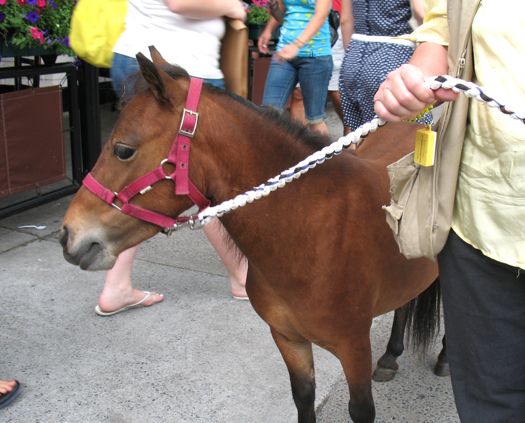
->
xmin=179 ymin=108 xmax=199 ymax=138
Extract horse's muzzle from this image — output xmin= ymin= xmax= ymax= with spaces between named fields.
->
xmin=60 ymin=226 xmax=114 ymax=270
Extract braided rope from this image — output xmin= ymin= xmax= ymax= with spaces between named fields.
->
xmin=193 ymin=75 xmax=525 ymax=227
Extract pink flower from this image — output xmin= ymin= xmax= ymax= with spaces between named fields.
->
xmin=16 ymin=0 xmax=25 ymax=4
xmin=37 ymin=0 xmax=46 ymax=6
xmin=252 ymin=0 xmax=269 ymax=7
xmin=0 ymin=0 xmax=6 ymax=5
xmin=30 ymin=27 xmax=45 ymax=44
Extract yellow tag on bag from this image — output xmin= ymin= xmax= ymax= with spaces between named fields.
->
xmin=414 ymin=125 xmax=437 ymax=167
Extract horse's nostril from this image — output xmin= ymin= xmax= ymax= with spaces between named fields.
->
xmin=59 ymin=226 xmax=69 ymax=248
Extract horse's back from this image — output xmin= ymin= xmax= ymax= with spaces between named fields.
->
xmin=355 ymin=122 xmax=421 ymax=165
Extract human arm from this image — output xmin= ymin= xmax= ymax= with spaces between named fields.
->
xmin=411 ymin=0 xmax=426 ymax=26
xmin=269 ymin=0 xmax=285 ymax=23
xmin=258 ymin=16 xmax=281 ymax=54
xmin=163 ymin=0 xmax=246 ymax=20
xmin=276 ymin=0 xmax=331 ymax=61
xmin=373 ymin=42 xmax=458 ymax=122
xmin=339 ymin=0 xmax=353 ymax=49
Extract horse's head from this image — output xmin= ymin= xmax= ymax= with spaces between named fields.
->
xmin=61 ymin=51 xmax=208 ymax=270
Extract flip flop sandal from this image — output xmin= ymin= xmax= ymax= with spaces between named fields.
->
xmin=0 ymin=380 xmax=21 ymax=409
xmin=94 ymin=291 xmax=161 ymax=316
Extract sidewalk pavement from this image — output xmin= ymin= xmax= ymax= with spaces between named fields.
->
xmin=0 ymin=103 xmax=458 ymax=422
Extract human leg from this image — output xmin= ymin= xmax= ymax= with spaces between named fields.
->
xmin=438 ymin=230 xmax=525 ymax=422
xmin=289 ymin=86 xmax=307 ymax=125
xmin=204 ymin=218 xmax=248 ymax=299
xmin=328 ymin=31 xmax=346 ymax=128
xmin=298 ymin=56 xmax=333 ymax=135
xmin=110 ymin=53 xmax=140 ymax=98
xmin=262 ymin=58 xmax=298 ymax=112
xmin=96 ymin=245 xmax=164 ymax=315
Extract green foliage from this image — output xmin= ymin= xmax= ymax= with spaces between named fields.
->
xmin=247 ymin=3 xmax=270 ymax=25
xmin=0 ymin=0 xmax=75 ymax=56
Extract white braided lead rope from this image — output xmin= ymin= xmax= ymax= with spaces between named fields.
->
xmin=193 ymin=75 xmax=525 ymax=227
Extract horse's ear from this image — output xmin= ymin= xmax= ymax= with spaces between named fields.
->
xmin=148 ymin=46 xmax=169 ymax=66
xmin=136 ymin=52 xmax=171 ymax=106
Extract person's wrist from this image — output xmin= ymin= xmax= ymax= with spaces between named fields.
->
xmin=292 ymin=38 xmax=305 ymax=48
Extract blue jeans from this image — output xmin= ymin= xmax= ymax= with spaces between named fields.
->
xmin=262 ymin=55 xmax=333 ymax=124
xmin=111 ymin=53 xmax=225 ymax=98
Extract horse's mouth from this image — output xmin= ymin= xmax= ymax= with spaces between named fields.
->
xmin=60 ymin=228 xmax=116 ymax=271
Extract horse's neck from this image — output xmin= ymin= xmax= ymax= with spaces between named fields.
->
xmin=202 ymin=107 xmax=316 ymax=205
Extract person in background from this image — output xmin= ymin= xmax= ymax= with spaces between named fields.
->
xmin=326 ymin=0 xmax=346 ymax=131
xmin=258 ymin=0 xmax=333 ymax=135
xmin=288 ymin=0 xmax=349 ymax=135
xmin=96 ymin=0 xmax=248 ymax=316
xmin=374 ymin=0 xmax=525 ymax=420
xmin=339 ymin=0 xmax=425 ymax=136
xmin=0 ymin=379 xmax=20 ymax=409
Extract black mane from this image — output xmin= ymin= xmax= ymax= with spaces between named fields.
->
xmin=122 ymin=61 xmax=332 ymax=152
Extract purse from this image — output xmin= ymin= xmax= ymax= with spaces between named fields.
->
xmin=382 ymin=99 xmax=468 ymax=260
xmin=219 ymin=19 xmax=248 ymax=98
xmin=328 ymin=10 xmax=340 ymax=47
xmin=69 ymin=0 xmax=127 ymax=68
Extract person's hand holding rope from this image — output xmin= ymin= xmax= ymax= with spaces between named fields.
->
xmin=374 ymin=64 xmax=458 ymax=121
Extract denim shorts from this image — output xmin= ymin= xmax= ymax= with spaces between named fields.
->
xmin=262 ymin=55 xmax=333 ymax=124
xmin=111 ymin=53 xmax=224 ymax=98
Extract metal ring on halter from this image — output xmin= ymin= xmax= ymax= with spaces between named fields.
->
xmin=188 ymin=216 xmax=202 ymax=230
xmin=111 ymin=192 xmax=122 ymax=211
xmin=160 ymin=158 xmax=174 ymax=179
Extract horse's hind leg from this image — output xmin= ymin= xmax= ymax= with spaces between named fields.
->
xmin=433 ymin=334 xmax=450 ymax=377
xmin=271 ymin=330 xmax=316 ymax=423
xmin=373 ymin=305 xmax=409 ymax=382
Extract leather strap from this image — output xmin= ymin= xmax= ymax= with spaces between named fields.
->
xmin=82 ymin=77 xmax=210 ymax=231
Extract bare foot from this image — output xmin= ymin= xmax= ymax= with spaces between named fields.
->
xmin=230 ymin=280 xmax=247 ymax=299
xmin=229 ymin=260 xmax=248 ymax=299
xmin=0 ymin=380 xmax=17 ymax=396
xmin=97 ymin=289 xmax=164 ymax=314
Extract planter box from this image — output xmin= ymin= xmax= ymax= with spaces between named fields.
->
xmin=0 ymin=86 xmax=65 ymax=198
xmin=248 ymin=24 xmax=280 ymax=41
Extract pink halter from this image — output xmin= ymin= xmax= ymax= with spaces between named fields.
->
xmin=82 ymin=77 xmax=210 ymax=234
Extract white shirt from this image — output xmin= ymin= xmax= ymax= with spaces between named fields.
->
xmin=113 ymin=0 xmax=225 ymax=79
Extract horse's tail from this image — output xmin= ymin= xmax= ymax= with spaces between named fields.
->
xmin=406 ymin=277 xmax=441 ymax=351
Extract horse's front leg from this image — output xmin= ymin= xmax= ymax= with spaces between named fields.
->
xmin=373 ymin=304 xmax=409 ymax=382
xmin=338 ymin=338 xmax=375 ymax=423
xmin=271 ymin=329 xmax=316 ymax=423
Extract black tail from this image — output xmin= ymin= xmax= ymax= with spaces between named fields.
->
xmin=406 ymin=278 xmax=441 ymax=351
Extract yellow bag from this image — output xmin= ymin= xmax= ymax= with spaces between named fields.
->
xmin=69 ymin=0 xmax=127 ymax=68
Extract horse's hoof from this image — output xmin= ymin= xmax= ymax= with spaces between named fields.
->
xmin=372 ymin=367 xmax=397 ymax=382
xmin=433 ymin=362 xmax=450 ymax=377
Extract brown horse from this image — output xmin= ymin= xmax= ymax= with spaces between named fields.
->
xmin=60 ymin=53 xmax=439 ymax=422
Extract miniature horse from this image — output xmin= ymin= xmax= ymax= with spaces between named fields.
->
xmin=60 ymin=54 xmax=439 ymax=422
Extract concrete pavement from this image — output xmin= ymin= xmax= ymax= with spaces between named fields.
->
xmin=0 ymin=103 xmax=458 ymax=422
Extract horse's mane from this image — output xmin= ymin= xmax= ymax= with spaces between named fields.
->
xmin=121 ymin=63 xmax=331 ymax=152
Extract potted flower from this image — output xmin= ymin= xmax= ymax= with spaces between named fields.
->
xmin=246 ymin=0 xmax=279 ymax=41
xmin=247 ymin=0 xmax=270 ymax=24
xmin=0 ymin=0 xmax=75 ymax=57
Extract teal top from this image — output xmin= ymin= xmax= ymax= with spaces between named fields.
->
xmin=277 ymin=0 xmax=331 ymax=57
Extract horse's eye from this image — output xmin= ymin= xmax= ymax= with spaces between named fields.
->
xmin=113 ymin=143 xmax=136 ymax=161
